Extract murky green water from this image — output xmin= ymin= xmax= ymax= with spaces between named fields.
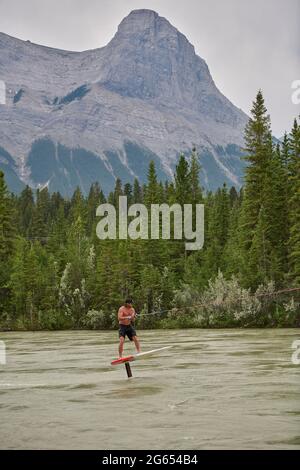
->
xmin=0 ymin=329 xmax=299 ymax=449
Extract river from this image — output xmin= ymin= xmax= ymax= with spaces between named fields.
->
xmin=0 ymin=329 xmax=299 ymax=449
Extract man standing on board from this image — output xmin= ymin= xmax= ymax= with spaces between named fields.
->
xmin=118 ymin=298 xmax=141 ymax=358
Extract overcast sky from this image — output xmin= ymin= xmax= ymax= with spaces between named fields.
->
xmin=0 ymin=0 xmax=299 ymax=136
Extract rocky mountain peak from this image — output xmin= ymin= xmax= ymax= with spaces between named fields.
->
xmin=116 ymin=9 xmax=177 ymax=38
xmin=0 ymin=10 xmax=248 ymax=195
xmin=101 ymin=9 xmax=213 ymax=107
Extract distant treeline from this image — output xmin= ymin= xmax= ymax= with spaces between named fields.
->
xmin=0 ymin=91 xmax=299 ymax=330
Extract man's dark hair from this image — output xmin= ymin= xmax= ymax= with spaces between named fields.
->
xmin=125 ymin=298 xmax=133 ymax=305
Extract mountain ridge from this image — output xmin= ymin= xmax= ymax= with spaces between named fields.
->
xmin=0 ymin=9 xmax=248 ymax=195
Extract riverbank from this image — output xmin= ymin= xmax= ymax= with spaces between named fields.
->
xmin=2 ymin=273 xmax=299 ymax=331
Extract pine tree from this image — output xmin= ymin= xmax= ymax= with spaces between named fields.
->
xmin=246 ymin=134 xmax=289 ymax=285
xmin=189 ymin=148 xmax=203 ymax=205
xmin=174 ymin=154 xmax=190 ymax=206
xmin=239 ymin=90 xmax=273 ymax=286
xmin=281 ymin=132 xmax=291 ymax=167
xmin=240 ymin=90 xmax=272 ymax=249
xmin=204 ymin=185 xmax=230 ymax=275
xmin=87 ymin=182 xmax=105 ymax=234
xmin=0 ymin=171 xmax=15 ymax=261
xmin=165 ymin=181 xmax=176 ymax=204
xmin=18 ymin=185 xmax=34 ymax=237
xmin=32 ymin=187 xmax=51 ymax=240
xmin=0 ymin=171 xmax=16 ymax=314
xmin=249 ymin=206 xmax=271 ymax=284
xmin=133 ymin=178 xmax=143 ymax=203
xmin=94 ymin=239 xmax=120 ymax=313
xmin=144 ymin=161 xmax=158 ymax=206
xmin=229 ymin=186 xmax=239 ymax=207
xmin=288 ymin=118 xmax=300 ymax=283
xmin=264 ymin=142 xmax=289 ymax=282
xmin=70 ymin=187 xmax=87 ymax=228
xmin=144 ymin=161 xmax=169 ymax=268
xmin=48 ymin=200 xmax=68 ymax=268
xmin=10 ymin=240 xmax=42 ymax=328
xmin=112 ymin=178 xmax=123 ymax=209
xmin=124 ymin=183 xmax=133 ymax=206
xmin=9 ymin=237 xmax=28 ymax=322
xmin=49 ymin=192 xmax=64 ymax=220
xmin=223 ymin=198 xmax=243 ymax=278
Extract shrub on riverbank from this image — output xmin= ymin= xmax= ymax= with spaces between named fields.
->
xmin=159 ymin=272 xmax=300 ymax=329
xmin=1 ymin=271 xmax=299 ymax=330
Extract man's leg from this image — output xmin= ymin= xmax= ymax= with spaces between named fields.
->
xmin=119 ymin=336 xmax=125 ymax=357
xmin=132 ymin=336 xmax=141 ymax=353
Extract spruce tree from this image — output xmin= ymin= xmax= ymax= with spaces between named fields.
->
xmin=133 ymin=178 xmax=142 ymax=203
xmin=240 ymin=90 xmax=271 ymax=247
xmin=239 ymin=90 xmax=273 ymax=286
xmin=288 ymin=118 xmax=300 ymax=283
xmin=189 ymin=148 xmax=203 ymax=205
xmin=124 ymin=183 xmax=133 ymax=205
xmin=112 ymin=178 xmax=123 ymax=209
xmin=32 ymin=187 xmax=51 ymax=240
xmin=0 ymin=171 xmax=16 ymax=314
xmin=87 ymin=182 xmax=105 ymax=234
xmin=18 ymin=185 xmax=34 ymax=237
xmin=204 ymin=185 xmax=230 ymax=275
xmin=174 ymin=154 xmax=190 ymax=206
xmin=248 ymin=135 xmax=288 ymax=285
xmin=144 ymin=161 xmax=158 ymax=206
xmin=0 ymin=171 xmax=15 ymax=261
xmin=70 ymin=187 xmax=87 ymax=228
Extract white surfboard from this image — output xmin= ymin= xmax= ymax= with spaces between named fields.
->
xmin=135 ymin=346 xmax=172 ymax=359
xmin=111 ymin=346 xmax=172 ymax=366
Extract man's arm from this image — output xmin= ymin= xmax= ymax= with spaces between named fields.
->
xmin=118 ymin=308 xmax=124 ymax=322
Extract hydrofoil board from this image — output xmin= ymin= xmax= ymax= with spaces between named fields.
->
xmin=111 ymin=346 xmax=172 ymax=366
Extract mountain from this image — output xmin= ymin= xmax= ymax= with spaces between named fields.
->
xmin=0 ymin=9 xmax=248 ymax=195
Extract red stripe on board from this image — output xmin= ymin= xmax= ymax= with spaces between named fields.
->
xmin=111 ymin=355 xmax=134 ymax=365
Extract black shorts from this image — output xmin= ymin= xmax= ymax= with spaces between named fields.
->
xmin=119 ymin=324 xmax=137 ymax=341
